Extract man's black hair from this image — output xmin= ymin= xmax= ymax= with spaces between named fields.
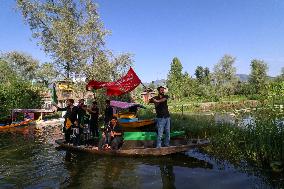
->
xmin=157 ymin=86 xmax=165 ymax=91
xmin=68 ymin=99 xmax=74 ymax=104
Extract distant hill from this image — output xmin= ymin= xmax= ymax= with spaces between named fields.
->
xmin=236 ymin=74 xmax=249 ymax=82
xmin=236 ymin=74 xmax=274 ymax=82
xmin=144 ymin=79 xmax=166 ymax=87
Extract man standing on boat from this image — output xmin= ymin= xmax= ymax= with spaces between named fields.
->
xmin=77 ymin=99 xmax=85 ymax=144
xmin=53 ymin=99 xmax=79 ymax=144
xmin=88 ymin=101 xmax=99 ymax=138
xmin=104 ymin=100 xmax=113 ymax=126
xmin=149 ymin=86 xmax=170 ymax=148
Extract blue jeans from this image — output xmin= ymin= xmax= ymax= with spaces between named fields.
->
xmin=156 ymin=117 xmax=171 ymax=148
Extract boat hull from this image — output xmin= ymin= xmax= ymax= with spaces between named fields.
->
xmin=55 ymin=138 xmax=209 ymax=156
xmin=0 ymin=120 xmax=33 ymax=130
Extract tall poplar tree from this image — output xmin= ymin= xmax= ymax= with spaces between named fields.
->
xmin=213 ymin=55 xmax=238 ymax=96
xmin=249 ymin=59 xmax=268 ymax=94
xmin=167 ymin=57 xmax=183 ymax=100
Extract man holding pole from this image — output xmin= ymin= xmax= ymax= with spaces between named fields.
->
xmin=149 ymin=86 xmax=170 ymax=148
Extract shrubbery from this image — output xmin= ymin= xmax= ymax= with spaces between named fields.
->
xmin=0 ymin=59 xmax=43 ymax=116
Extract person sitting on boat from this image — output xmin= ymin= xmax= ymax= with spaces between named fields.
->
xmin=149 ymin=86 xmax=171 ymax=148
xmin=98 ymin=119 xmax=113 ymax=150
xmin=110 ymin=117 xmax=124 ymax=150
xmin=53 ymin=99 xmax=79 ymax=144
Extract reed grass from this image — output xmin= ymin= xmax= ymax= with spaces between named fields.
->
xmin=139 ymin=104 xmax=284 ymax=170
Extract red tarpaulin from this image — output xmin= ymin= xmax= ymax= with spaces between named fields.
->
xmin=86 ymin=67 xmax=141 ymax=96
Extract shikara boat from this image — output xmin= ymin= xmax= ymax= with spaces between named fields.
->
xmin=0 ymin=120 xmax=33 ymax=130
xmin=111 ymin=100 xmax=155 ymax=130
xmin=119 ymin=119 xmax=155 ymax=128
xmin=0 ymin=109 xmax=53 ymax=130
xmin=55 ymin=138 xmax=209 ymax=156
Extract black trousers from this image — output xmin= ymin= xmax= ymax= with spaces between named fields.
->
xmin=89 ymin=119 xmax=99 ymax=137
xmin=111 ymin=136 xmax=123 ymax=150
xmin=64 ymin=128 xmax=71 ymax=143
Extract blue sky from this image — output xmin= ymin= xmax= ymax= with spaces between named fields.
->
xmin=1 ymin=0 xmax=284 ymax=82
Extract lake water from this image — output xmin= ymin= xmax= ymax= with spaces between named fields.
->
xmin=0 ymin=125 xmax=275 ymax=189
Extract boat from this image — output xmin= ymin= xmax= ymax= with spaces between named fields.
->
xmin=55 ymin=138 xmax=209 ymax=156
xmin=111 ymin=100 xmax=155 ymax=129
xmin=0 ymin=120 xmax=33 ymax=130
xmin=119 ymin=119 xmax=155 ymax=128
xmin=63 ymin=68 xmax=206 ymax=156
xmin=0 ymin=109 xmax=53 ymax=130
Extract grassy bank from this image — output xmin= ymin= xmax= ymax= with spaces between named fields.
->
xmin=138 ymin=104 xmax=284 ymax=172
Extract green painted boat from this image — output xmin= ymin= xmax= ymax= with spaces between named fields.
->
xmin=123 ymin=131 xmax=185 ymax=140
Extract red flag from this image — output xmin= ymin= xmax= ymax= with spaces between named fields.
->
xmin=86 ymin=67 xmax=141 ymax=96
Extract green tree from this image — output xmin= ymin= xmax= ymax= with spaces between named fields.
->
xmin=0 ymin=59 xmax=42 ymax=115
xmin=36 ymin=62 xmax=58 ymax=86
xmin=195 ymin=66 xmax=211 ymax=85
xmin=195 ymin=66 xmax=204 ymax=83
xmin=213 ymin=55 xmax=238 ymax=96
xmin=203 ymin=67 xmax=211 ymax=85
xmin=2 ymin=51 xmax=39 ymax=81
xmin=18 ymin=0 xmax=133 ymax=104
xmin=17 ymin=0 xmax=108 ymax=79
xmin=167 ymin=57 xmax=184 ymax=101
xmin=182 ymin=72 xmax=195 ymax=98
xmin=248 ymin=59 xmax=268 ymax=94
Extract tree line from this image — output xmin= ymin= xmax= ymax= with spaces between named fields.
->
xmin=166 ymin=55 xmax=284 ymax=102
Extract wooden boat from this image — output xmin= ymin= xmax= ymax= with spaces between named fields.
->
xmin=0 ymin=120 xmax=33 ymax=130
xmin=55 ymin=138 xmax=209 ymax=156
xmin=114 ymin=112 xmax=136 ymax=119
xmin=119 ymin=119 xmax=155 ymax=128
xmin=110 ymin=100 xmax=155 ymax=129
xmin=0 ymin=109 xmax=53 ymax=131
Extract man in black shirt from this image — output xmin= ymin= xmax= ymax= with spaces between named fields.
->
xmin=77 ymin=99 xmax=85 ymax=143
xmin=54 ymin=99 xmax=79 ymax=143
xmin=88 ymin=101 xmax=99 ymax=138
xmin=149 ymin=86 xmax=170 ymax=148
xmin=104 ymin=100 xmax=113 ymax=126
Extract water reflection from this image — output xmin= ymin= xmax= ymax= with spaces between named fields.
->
xmin=160 ymin=164 xmax=175 ymax=189
xmin=60 ymin=150 xmax=214 ymax=188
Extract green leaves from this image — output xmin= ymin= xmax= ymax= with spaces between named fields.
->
xmin=167 ymin=57 xmax=184 ymax=101
xmin=249 ymin=59 xmax=268 ymax=95
xmin=17 ymin=0 xmax=109 ymax=79
xmin=0 ymin=60 xmax=42 ymax=115
xmin=213 ymin=55 xmax=238 ymax=97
